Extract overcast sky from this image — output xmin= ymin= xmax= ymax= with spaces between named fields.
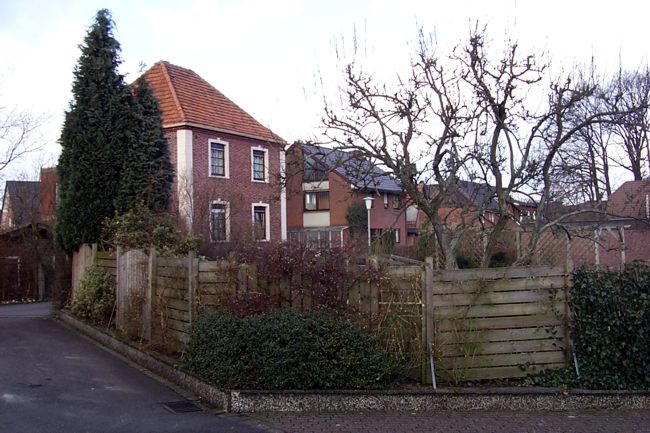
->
xmin=1 ymin=0 xmax=649 ymax=179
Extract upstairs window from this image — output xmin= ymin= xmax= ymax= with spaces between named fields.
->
xmin=252 ymin=148 xmax=268 ymax=182
xmin=209 ymin=140 xmax=229 ymax=177
xmin=304 ymin=191 xmax=329 ymax=211
xmin=392 ymin=195 xmax=401 ymax=209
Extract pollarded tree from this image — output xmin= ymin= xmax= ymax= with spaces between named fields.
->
xmin=55 ymin=9 xmax=132 ymax=253
xmin=114 ymin=77 xmax=174 ymax=214
xmin=322 ymin=26 xmax=642 ymax=269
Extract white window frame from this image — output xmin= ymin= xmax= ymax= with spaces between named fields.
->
xmin=251 ymin=202 xmax=270 ymax=241
xmin=251 ymin=146 xmax=269 ymax=183
xmin=208 ymin=138 xmax=230 ymax=178
xmin=394 ymin=228 xmax=401 ymax=244
xmin=209 ymin=200 xmax=230 ymax=242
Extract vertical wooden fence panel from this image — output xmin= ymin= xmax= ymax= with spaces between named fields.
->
xmin=115 ymin=247 xmax=148 ymax=335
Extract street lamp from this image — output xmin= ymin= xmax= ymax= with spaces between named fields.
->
xmin=363 ymin=196 xmax=374 ymax=255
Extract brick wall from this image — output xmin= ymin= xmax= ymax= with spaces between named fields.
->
xmin=170 ymin=126 xmax=282 ymax=243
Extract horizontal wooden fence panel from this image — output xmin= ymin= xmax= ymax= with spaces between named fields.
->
xmin=434 ymin=301 xmax=565 ymax=319
xmin=436 ymin=266 xmax=565 ymax=282
xmin=432 ymin=288 xmax=565 ymax=307
xmin=432 ymin=276 xmax=567 ymax=295
xmin=439 ymin=350 xmax=566 ymax=369
xmin=437 ymin=325 xmax=564 ymax=344
xmin=436 ymin=314 xmax=563 ymax=332
xmin=431 ymin=266 xmax=570 ymax=382
xmin=439 ymin=338 xmax=565 ymax=357
xmin=439 ymin=363 xmax=567 ymax=381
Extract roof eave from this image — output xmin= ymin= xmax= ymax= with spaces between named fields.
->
xmin=162 ymin=122 xmax=286 ymax=145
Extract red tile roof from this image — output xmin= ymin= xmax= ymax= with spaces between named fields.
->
xmin=141 ymin=61 xmax=284 ymax=143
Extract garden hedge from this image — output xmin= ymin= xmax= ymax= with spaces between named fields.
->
xmin=183 ymin=309 xmax=403 ymax=390
xmin=570 ymin=263 xmax=650 ymax=389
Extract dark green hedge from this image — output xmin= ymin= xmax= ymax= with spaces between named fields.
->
xmin=182 ymin=309 xmax=403 ymax=390
xmin=570 ymin=264 xmax=650 ymax=389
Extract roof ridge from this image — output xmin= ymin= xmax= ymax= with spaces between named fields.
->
xmin=160 ymin=61 xmax=186 ymax=123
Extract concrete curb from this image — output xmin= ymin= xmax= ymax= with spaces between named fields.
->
xmin=58 ymin=311 xmax=650 ymax=413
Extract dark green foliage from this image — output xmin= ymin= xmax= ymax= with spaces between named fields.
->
xmin=346 ymin=202 xmax=368 ymax=235
xmin=114 ymin=77 xmax=174 ymax=214
xmin=524 ymin=367 xmax=579 ymax=388
xmin=56 ymin=9 xmax=132 ymax=253
xmin=56 ymin=9 xmax=173 ymax=254
xmin=569 ymin=264 xmax=650 ymax=389
xmin=69 ymin=265 xmax=115 ymax=324
xmin=183 ymin=309 xmax=403 ymax=390
xmin=102 ymin=202 xmax=201 ymax=257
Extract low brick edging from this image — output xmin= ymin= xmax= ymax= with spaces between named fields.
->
xmin=57 ymin=311 xmax=650 ymax=414
xmin=232 ymin=389 xmax=650 ymax=413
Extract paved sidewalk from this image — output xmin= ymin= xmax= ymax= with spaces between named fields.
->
xmin=251 ymin=409 xmax=650 ymax=433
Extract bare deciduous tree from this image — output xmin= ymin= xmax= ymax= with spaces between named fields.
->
xmin=0 ymin=90 xmax=43 ymax=176
xmin=322 ymin=26 xmax=643 ymax=269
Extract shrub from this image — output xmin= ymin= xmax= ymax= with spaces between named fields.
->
xmin=183 ymin=309 xmax=403 ymax=390
xmin=69 ymin=265 xmax=115 ymax=324
xmin=102 ymin=202 xmax=201 ymax=256
xmin=570 ymin=263 xmax=650 ymax=389
xmin=236 ymin=242 xmax=359 ymax=314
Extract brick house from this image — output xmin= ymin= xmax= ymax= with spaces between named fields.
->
xmin=286 ymin=143 xmax=407 ymax=248
xmin=563 ymin=179 xmax=650 ymax=267
xmin=405 ymin=181 xmax=536 ymax=246
xmin=0 ymin=181 xmax=40 ymax=231
xmin=141 ymin=61 xmax=287 ymax=247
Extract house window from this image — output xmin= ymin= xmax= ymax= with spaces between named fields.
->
xmin=392 ymin=195 xmax=401 ymax=209
xmin=210 ymin=201 xmax=229 ymax=241
xmin=252 ymin=204 xmax=270 ymax=241
xmin=251 ymin=148 xmax=268 ymax=182
xmin=209 ymin=140 xmax=229 ymax=177
xmin=304 ymin=191 xmax=329 ymax=211
xmin=394 ymin=228 xmax=401 ymax=243
xmin=383 ymin=193 xmax=389 ymax=208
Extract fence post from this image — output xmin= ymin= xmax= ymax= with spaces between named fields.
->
xmin=116 ymin=245 xmax=123 ymax=331
xmin=563 ymin=231 xmax=574 ymax=368
xmin=422 ymin=256 xmax=435 ymax=385
xmin=145 ymin=248 xmax=157 ymax=341
xmin=188 ymin=251 xmax=198 ymax=327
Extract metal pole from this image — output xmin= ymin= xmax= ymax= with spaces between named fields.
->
xmin=367 ymin=208 xmax=371 ymax=255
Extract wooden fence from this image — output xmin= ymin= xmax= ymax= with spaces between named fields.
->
xmin=72 ymin=245 xmax=573 ymax=384
xmin=425 ymin=265 xmax=570 ymax=382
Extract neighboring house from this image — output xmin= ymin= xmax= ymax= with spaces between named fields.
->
xmin=560 ymin=179 xmax=650 ymax=267
xmin=141 ymin=61 xmax=287 ymax=246
xmin=39 ymin=167 xmax=58 ymax=225
xmin=0 ymin=171 xmax=65 ymax=302
xmin=0 ymin=181 xmax=40 ymax=231
xmin=286 ymin=143 xmax=407 ymax=248
xmin=405 ymin=180 xmax=536 ymax=246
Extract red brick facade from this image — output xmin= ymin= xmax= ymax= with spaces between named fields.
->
xmin=141 ymin=61 xmax=286 ymax=249
xmin=171 ymin=127 xmax=283 ymax=243
xmin=286 ymin=144 xmax=407 ymax=247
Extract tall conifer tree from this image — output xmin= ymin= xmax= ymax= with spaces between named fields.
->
xmin=115 ymin=77 xmax=174 ymax=214
xmin=55 ymin=9 xmax=131 ymax=253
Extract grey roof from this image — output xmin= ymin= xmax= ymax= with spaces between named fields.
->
xmin=456 ymin=180 xmax=499 ymax=212
xmin=301 ymin=144 xmax=403 ymax=193
xmin=1 ymin=181 xmax=40 ymax=228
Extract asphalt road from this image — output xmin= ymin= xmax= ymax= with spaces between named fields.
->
xmin=0 ymin=302 xmax=267 ymax=433
xmin=3 ymin=303 xmax=649 ymax=433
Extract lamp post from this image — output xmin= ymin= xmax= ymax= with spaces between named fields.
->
xmin=363 ymin=196 xmax=374 ymax=255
